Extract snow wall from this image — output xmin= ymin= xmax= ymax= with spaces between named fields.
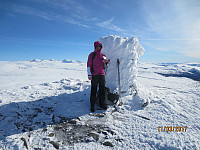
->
xmin=100 ymin=35 xmax=145 ymax=94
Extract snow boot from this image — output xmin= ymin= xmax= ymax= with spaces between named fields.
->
xmin=99 ymin=105 xmax=107 ymax=110
xmin=91 ymin=107 xmax=95 ymax=112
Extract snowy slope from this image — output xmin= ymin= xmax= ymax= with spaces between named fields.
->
xmin=0 ymin=60 xmax=199 ymax=149
xmin=0 ymin=60 xmax=87 ymax=90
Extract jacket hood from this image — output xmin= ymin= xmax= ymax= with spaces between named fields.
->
xmin=94 ymin=41 xmax=103 ymax=48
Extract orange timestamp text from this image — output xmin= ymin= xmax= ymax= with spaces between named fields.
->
xmin=158 ymin=126 xmax=187 ymax=132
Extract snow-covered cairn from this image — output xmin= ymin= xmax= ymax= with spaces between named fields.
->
xmin=100 ymin=35 xmax=145 ymax=94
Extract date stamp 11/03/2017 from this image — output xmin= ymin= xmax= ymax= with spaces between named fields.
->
xmin=158 ymin=126 xmax=187 ymax=132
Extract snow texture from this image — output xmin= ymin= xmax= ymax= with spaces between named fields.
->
xmin=0 ymin=60 xmax=199 ymax=149
xmin=100 ymin=35 xmax=145 ymax=94
xmin=0 ymin=36 xmax=200 ymax=149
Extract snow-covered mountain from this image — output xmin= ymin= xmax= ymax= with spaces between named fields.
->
xmin=0 ymin=59 xmax=199 ymax=149
xmin=0 ymin=33 xmax=200 ymax=149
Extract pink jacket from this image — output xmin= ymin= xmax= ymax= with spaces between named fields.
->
xmin=87 ymin=49 xmax=107 ymax=77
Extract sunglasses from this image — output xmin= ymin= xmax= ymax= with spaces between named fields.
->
xmin=96 ymin=45 xmax=102 ymax=47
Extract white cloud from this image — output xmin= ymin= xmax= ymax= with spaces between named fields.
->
xmin=180 ymin=40 xmax=200 ymax=58
xmin=97 ymin=17 xmax=127 ymax=33
xmin=8 ymin=1 xmax=90 ymax=28
xmin=141 ymin=0 xmax=200 ymax=58
xmin=0 ymin=36 xmax=90 ymax=47
xmin=6 ymin=1 xmax=130 ymax=35
xmin=4 ymin=0 xmax=200 ymax=60
xmin=64 ymin=17 xmax=90 ymax=28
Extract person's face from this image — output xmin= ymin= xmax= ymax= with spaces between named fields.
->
xmin=95 ymin=45 xmax=101 ymax=50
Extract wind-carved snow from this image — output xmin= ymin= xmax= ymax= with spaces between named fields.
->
xmin=100 ymin=35 xmax=145 ymax=94
xmin=0 ymin=52 xmax=200 ymax=149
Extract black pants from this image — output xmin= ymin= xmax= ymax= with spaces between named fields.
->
xmin=90 ymin=75 xmax=105 ymax=108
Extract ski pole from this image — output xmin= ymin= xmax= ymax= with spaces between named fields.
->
xmin=117 ymin=58 xmax=123 ymax=106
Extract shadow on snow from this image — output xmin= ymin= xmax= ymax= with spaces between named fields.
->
xmin=0 ymin=88 xmax=91 ymax=140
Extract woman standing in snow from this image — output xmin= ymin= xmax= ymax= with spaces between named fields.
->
xmin=87 ymin=41 xmax=110 ymax=112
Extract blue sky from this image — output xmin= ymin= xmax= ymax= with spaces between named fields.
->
xmin=0 ymin=0 xmax=200 ymax=63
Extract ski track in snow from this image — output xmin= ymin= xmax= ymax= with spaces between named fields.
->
xmin=0 ymin=60 xmax=200 ymax=149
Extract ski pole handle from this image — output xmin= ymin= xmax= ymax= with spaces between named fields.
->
xmin=117 ymin=58 xmax=120 ymax=65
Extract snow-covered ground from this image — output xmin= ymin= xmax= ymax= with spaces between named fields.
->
xmin=0 ymin=60 xmax=199 ymax=149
